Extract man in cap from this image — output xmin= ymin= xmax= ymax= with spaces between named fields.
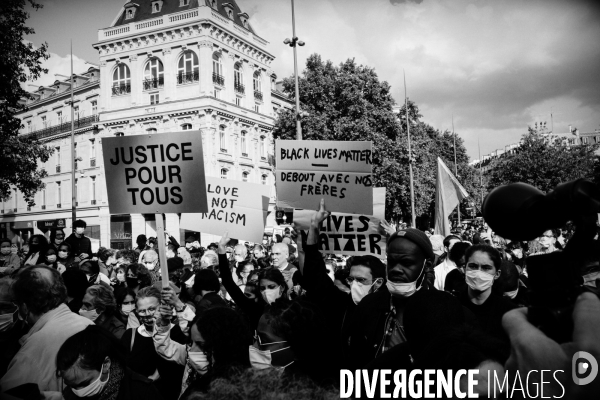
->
xmin=347 ymin=227 xmax=436 ymax=369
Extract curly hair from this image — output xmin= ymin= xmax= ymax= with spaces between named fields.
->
xmin=86 ymin=284 xmax=117 ymax=315
xmin=194 ymin=307 xmax=251 ymax=375
xmin=13 ymin=266 xmax=67 ymax=315
xmin=96 ymin=247 xmax=116 ymax=263
xmin=465 ymin=244 xmax=502 ymax=272
xmin=116 ymin=249 xmax=139 ymax=264
xmin=126 ymin=263 xmax=152 ymax=289
xmin=235 ymin=259 xmax=257 ymax=282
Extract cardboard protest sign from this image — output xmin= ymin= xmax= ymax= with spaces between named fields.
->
xmin=295 ymin=188 xmax=387 ymax=257
xmin=276 ymin=140 xmax=373 ymax=215
xmin=101 ymin=131 xmax=208 ymax=214
xmin=180 ymin=177 xmax=270 ymax=242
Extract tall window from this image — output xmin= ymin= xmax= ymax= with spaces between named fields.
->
xmin=57 ymin=111 xmax=63 ymax=125
xmin=181 ymin=123 xmax=192 ymax=130
xmin=56 ymin=146 xmax=61 ymax=166
xmin=260 ymin=136 xmax=266 ymax=158
xmin=253 ymin=71 xmax=262 ymax=97
xmin=150 ymin=93 xmax=159 ymax=105
xmin=74 ymin=143 xmax=78 ymax=170
xmin=261 ymin=175 xmax=267 ymax=185
xmin=241 ymin=131 xmax=247 ymax=155
xmin=74 ymin=106 xmax=79 ymax=120
xmin=254 ymin=104 xmax=260 ymax=113
xmin=91 ymin=177 xmax=96 ymax=202
xmin=212 ymin=54 xmax=224 ymax=85
xmin=90 ymin=140 xmax=96 ymax=159
xmin=13 ymin=189 xmax=17 ymax=211
xmin=91 ymin=101 xmax=98 ymax=115
xmin=42 ymin=116 xmax=47 ymax=128
xmin=234 ymin=63 xmax=244 ymax=94
xmin=75 ymin=179 xmax=78 ymax=204
xmin=242 ymin=172 xmax=248 ymax=182
xmin=56 ymin=182 xmax=61 ymax=206
xmin=177 ymin=52 xmax=199 ymax=84
xmin=112 ymin=64 xmax=131 ymax=95
xmin=144 ymin=58 xmax=164 ymax=90
xmin=27 ymin=120 xmax=32 ymax=132
xmin=219 ymin=125 xmax=227 ymax=151
xmin=42 ymin=189 xmax=46 ymax=207
xmin=221 ymin=168 xmax=228 ymax=179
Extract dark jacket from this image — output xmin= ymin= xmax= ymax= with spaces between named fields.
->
xmin=458 ymin=289 xmax=517 ymax=343
xmin=195 ymin=292 xmax=229 ymax=314
xmin=63 ymin=233 xmax=92 ymax=258
xmin=63 ymin=366 xmax=163 ymax=400
xmin=96 ymin=312 xmax=126 ymax=340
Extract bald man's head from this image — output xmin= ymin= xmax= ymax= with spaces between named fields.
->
xmin=13 ymin=266 xmax=67 ymax=316
xmin=271 ymin=243 xmax=289 ymax=268
xmin=143 ymin=250 xmax=158 ymax=263
xmin=234 ymin=244 xmax=248 ymax=261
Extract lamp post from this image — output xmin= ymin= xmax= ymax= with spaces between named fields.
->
xmin=70 ymin=41 xmax=77 ymax=230
xmin=284 ymin=0 xmax=305 ymax=140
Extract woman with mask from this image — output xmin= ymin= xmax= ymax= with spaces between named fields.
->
xmin=80 ymin=285 xmax=126 ymax=340
xmin=112 ymin=264 xmax=128 ymax=290
xmin=41 ymin=247 xmax=66 ymax=274
xmin=23 ymin=234 xmax=48 ymax=267
xmin=115 ymin=287 xmax=136 ymax=325
xmin=0 ymin=239 xmax=20 ymax=276
xmin=49 ymin=229 xmax=65 ymax=253
xmin=458 ymin=244 xmax=517 ymax=343
xmin=125 ymin=263 xmax=152 ymax=294
xmin=154 ymin=304 xmax=251 ymax=397
xmin=57 ymin=242 xmax=76 ymax=269
xmin=56 ymin=325 xmax=162 ymax=400
xmin=235 ymin=260 xmax=256 ymax=287
xmin=120 ymin=286 xmax=186 ymax=400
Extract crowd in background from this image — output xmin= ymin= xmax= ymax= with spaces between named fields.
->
xmin=0 ymin=204 xmax=598 ymax=399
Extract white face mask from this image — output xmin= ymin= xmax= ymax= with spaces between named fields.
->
xmin=0 ymin=310 xmax=17 ymax=332
xmin=121 ymin=304 xmax=135 ymax=316
xmin=166 ymin=250 xmax=175 ymax=259
xmin=386 ymin=261 xmax=425 ymax=298
xmin=144 ymin=261 xmax=156 ymax=270
xmin=116 ymin=272 xmax=125 ymax=282
xmin=188 ymin=351 xmax=210 ymax=375
xmin=75 ymin=228 xmax=85 ymax=235
xmin=58 ymin=251 xmax=69 ymax=259
xmin=350 ymin=280 xmax=378 ymax=305
xmin=79 ymin=308 xmax=100 ymax=322
xmin=234 ymin=255 xmax=244 ymax=263
xmin=504 ymin=288 xmax=519 ymax=299
xmin=71 ymin=363 xmax=110 ymax=398
xmin=46 ymin=255 xmax=57 ymax=263
xmin=0 ymin=248 xmax=11 ymax=255
xmin=465 ymin=270 xmax=496 ymax=292
xmin=249 ymin=345 xmax=293 ymax=370
xmin=261 ymin=287 xmax=281 ymax=305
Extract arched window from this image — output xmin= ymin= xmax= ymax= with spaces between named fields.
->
xmin=242 ymin=172 xmax=248 ymax=182
xmin=241 ymin=131 xmax=247 ymax=155
xmin=144 ymin=58 xmax=164 ymax=90
xmin=260 ymin=136 xmax=266 ymax=159
xmin=253 ymin=71 xmax=262 ymax=100
xmin=181 ymin=123 xmax=192 ymax=130
xmin=271 ymin=78 xmax=276 ymax=91
xmin=261 ymin=175 xmax=267 ymax=185
xmin=177 ymin=51 xmax=199 ymax=84
xmin=219 ymin=125 xmax=227 ymax=152
xmin=212 ymin=53 xmax=224 ymax=85
xmin=234 ymin=63 xmax=244 ymax=94
xmin=112 ymin=64 xmax=131 ymax=95
xmin=221 ymin=168 xmax=228 ymax=179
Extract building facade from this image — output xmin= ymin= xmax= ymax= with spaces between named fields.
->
xmin=6 ymin=0 xmax=293 ymax=249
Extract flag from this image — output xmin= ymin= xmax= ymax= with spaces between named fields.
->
xmin=434 ymin=157 xmax=469 ymax=236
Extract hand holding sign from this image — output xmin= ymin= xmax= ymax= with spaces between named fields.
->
xmin=311 ymin=198 xmax=331 ymax=228
xmin=380 ymin=220 xmax=395 ymax=236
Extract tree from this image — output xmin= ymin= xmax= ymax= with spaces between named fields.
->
xmin=0 ymin=0 xmax=53 ymax=206
xmin=273 ymin=54 xmax=479 ymax=223
xmin=487 ymin=127 xmax=599 ymax=194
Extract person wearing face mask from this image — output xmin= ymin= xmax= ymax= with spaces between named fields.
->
xmin=348 ymin=227 xmax=435 ymax=369
xmin=497 ymin=260 xmax=528 ymax=307
xmin=0 ymin=277 xmax=29 ymax=377
xmin=23 ymin=234 xmax=49 ymax=267
xmin=154 ymin=304 xmax=251 ymax=398
xmin=42 ymin=247 xmax=67 ymax=274
xmin=57 ymin=242 xmax=77 ymax=269
xmin=125 ymin=263 xmax=152 ymax=295
xmin=1 ymin=266 xmax=93 ymax=394
xmin=112 ymin=265 xmax=128 ymax=290
xmin=120 ymin=286 xmax=187 ymax=399
xmin=79 ymin=285 xmax=125 ymax=340
xmin=0 ymin=238 xmax=20 ymax=276
xmin=141 ymin=249 xmax=161 ymax=284
xmin=49 ymin=229 xmax=66 ymax=252
xmin=57 ymin=325 xmax=163 ymax=400
xmin=79 ymin=260 xmax=111 ymax=287
xmin=96 ymin=247 xmax=117 ymax=279
xmin=530 ymin=229 xmax=560 ymax=256
xmin=115 ymin=288 xmax=136 ymax=326
xmin=63 ymin=219 xmax=92 ymax=263
xmin=299 ymin=199 xmax=387 ymax=370
xmin=459 ymin=244 xmax=516 ymax=343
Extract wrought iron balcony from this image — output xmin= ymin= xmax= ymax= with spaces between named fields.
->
xmin=254 ymin=91 xmax=263 ymax=101
xmin=112 ymin=83 xmax=131 ymax=95
xmin=22 ymin=115 xmax=99 ymax=141
xmin=177 ymin=71 xmax=199 ymax=85
xmin=143 ymin=77 xmax=164 ymax=90
xmin=234 ymin=82 xmax=245 ymax=94
xmin=212 ymin=73 xmax=225 ymax=86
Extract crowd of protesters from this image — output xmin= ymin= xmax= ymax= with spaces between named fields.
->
xmin=0 ymin=206 xmax=598 ymax=399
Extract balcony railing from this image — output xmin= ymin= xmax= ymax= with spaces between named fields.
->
xmin=112 ymin=83 xmax=131 ymax=96
xmin=254 ymin=91 xmax=263 ymax=101
xmin=143 ymin=77 xmax=164 ymax=90
xmin=234 ymin=82 xmax=245 ymax=94
xmin=212 ymin=73 xmax=225 ymax=86
xmin=177 ymin=71 xmax=199 ymax=85
xmin=22 ymin=115 xmax=99 ymax=141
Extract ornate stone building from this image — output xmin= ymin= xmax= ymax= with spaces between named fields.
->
xmin=6 ymin=0 xmax=292 ymax=249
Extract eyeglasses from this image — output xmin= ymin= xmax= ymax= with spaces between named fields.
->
xmin=346 ymin=276 xmax=372 ymax=285
xmin=137 ymin=307 xmax=157 ymax=316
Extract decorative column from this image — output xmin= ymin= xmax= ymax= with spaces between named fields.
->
xmin=225 ymin=52 xmax=236 ymax=103
xmin=129 ymin=55 xmax=141 ymax=106
xmin=198 ymin=41 xmax=214 ymax=97
xmin=162 ymin=48 xmax=173 ymax=101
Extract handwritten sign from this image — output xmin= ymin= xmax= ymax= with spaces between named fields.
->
xmin=180 ymin=177 xmax=270 ymax=242
xmin=295 ymin=188 xmax=386 ymax=256
xmin=101 ymin=131 xmax=208 ymax=214
xmin=276 ymin=140 xmax=373 ymax=215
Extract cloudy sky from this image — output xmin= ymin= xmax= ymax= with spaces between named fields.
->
xmin=26 ymin=0 xmax=600 ymax=159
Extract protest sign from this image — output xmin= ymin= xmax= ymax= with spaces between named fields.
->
xmin=101 ymin=131 xmax=208 ymax=214
xmin=294 ymin=188 xmax=386 ymax=256
xmin=276 ymin=140 xmax=373 ymax=215
xmin=180 ymin=177 xmax=271 ymax=243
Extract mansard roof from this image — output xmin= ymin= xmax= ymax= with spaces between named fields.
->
xmin=113 ymin=0 xmax=254 ymax=33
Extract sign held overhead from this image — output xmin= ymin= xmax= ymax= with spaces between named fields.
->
xmin=276 ymin=140 xmax=374 ymax=215
xmin=101 ymin=131 xmax=208 ymax=214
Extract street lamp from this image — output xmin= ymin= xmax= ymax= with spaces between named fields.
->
xmin=284 ymin=0 xmax=305 ymax=140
